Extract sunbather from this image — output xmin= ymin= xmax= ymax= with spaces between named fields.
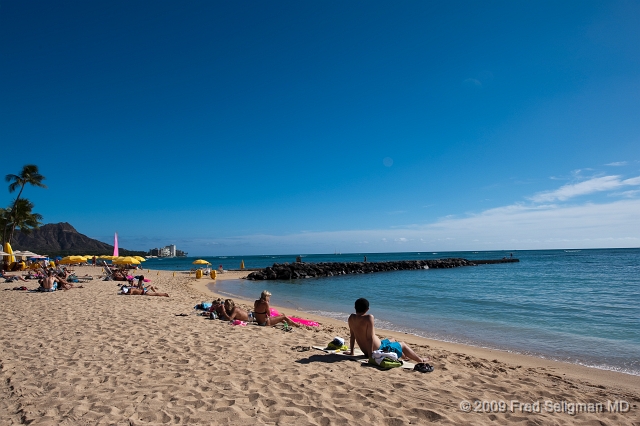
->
xmin=219 ymin=299 xmax=251 ymax=322
xmin=1 ymin=270 xmax=27 ymax=282
xmin=56 ymin=277 xmax=84 ymax=290
xmin=120 ymin=283 xmax=169 ymax=297
xmin=253 ymin=290 xmax=299 ymax=327
xmin=346 ymin=298 xmax=429 ymax=364
xmin=134 ymin=275 xmax=159 ymax=293
xmin=205 ymin=299 xmax=226 ymax=318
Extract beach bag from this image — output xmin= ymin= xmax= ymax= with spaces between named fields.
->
xmin=326 ymin=337 xmax=347 ymax=351
xmin=369 ymin=350 xmax=402 ymax=369
xmin=369 ymin=357 xmax=403 ymax=369
xmin=326 ymin=341 xmax=349 ymax=351
xmin=194 ymin=302 xmax=212 ymax=311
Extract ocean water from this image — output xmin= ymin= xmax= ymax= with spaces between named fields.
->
xmin=143 ymin=249 xmax=640 ymax=376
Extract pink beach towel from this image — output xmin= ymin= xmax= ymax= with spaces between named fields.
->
xmin=269 ymin=308 xmax=320 ymax=327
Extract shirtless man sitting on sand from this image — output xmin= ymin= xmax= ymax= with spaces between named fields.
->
xmin=346 ymin=298 xmax=429 ymax=364
xmin=39 ymin=271 xmax=59 ymax=292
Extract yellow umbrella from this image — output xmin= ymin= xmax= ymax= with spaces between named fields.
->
xmin=134 ymin=256 xmax=146 ymax=262
xmin=192 ymin=259 xmax=211 ymax=265
xmin=59 ymin=255 xmax=87 ymax=264
xmin=112 ymin=256 xmax=140 ymax=265
xmin=4 ymin=242 xmax=15 ymax=263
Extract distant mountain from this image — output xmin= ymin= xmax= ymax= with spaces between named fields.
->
xmin=12 ymin=222 xmax=145 ymax=257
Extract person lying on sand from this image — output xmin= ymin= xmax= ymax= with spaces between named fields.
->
xmin=1 ymin=269 xmax=27 ymax=282
xmin=253 ymin=290 xmax=299 ymax=328
xmin=218 ymin=299 xmax=251 ymax=322
xmin=25 ymin=270 xmax=45 ymax=280
xmin=56 ymin=277 xmax=84 ymax=290
xmin=346 ymin=298 xmax=429 ymax=364
xmin=120 ymin=282 xmax=169 ymax=297
xmin=112 ymin=270 xmax=127 ymax=281
xmin=205 ymin=299 xmax=226 ymax=318
xmin=130 ymin=275 xmax=158 ymax=293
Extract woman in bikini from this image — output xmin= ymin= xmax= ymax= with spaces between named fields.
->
xmin=253 ymin=290 xmax=299 ymax=327
xmin=120 ymin=276 xmax=168 ymax=297
xmin=134 ymin=275 xmax=160 ymax=293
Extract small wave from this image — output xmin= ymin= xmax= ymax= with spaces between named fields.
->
xmin=306 ymin=310 xmax=349 ymax=322
xmin=387 ymin=329 xmax=640 ymax=376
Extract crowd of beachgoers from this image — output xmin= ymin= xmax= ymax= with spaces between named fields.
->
xmin=1 ymin=258 xmax=171 ymax=296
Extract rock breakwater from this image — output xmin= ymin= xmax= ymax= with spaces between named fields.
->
xmin=245 ymin=258 xmax=515 ymax=280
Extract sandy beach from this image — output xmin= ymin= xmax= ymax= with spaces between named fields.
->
xmin=1 ymin=266 xmax=638 ymax=425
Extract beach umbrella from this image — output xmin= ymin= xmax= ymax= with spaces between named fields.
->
xmin=13 ymin=250 xmax=39 ymax=261
xmin=3 ymin=242 xmax=15 ymax=263
xmin=59 ymin=255 xmax=87 ymax=264
xmin=112 ymin=256 xmax=140 ymax=265
xmin=192 ymin=259 xmax=211 ymax=265
xmin=134 ymin=256 xmax=146 ymax=262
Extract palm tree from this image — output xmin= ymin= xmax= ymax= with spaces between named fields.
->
xmin=0 ymin=208 xmax=9 ymax=239
xmin=7 ymin=199 xmax=43 ymax=244
xmin=3 ymin=165 xmax=46 ymax=245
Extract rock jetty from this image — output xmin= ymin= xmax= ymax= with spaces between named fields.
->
xmin=245 ymin=258 xmax=517 ymax=280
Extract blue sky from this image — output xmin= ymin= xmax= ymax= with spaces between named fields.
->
xmin=2 ymin=1 xmax=639 ymax=255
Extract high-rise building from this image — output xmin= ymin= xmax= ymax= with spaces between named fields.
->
xmin=148 ymin=244 xmax=180 ymax=257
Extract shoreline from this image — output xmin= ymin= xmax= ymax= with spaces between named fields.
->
xmin=197 ymin=272 xmax=640 ymax=393
xmin=1 ymin=266 xmax=638 ymax=424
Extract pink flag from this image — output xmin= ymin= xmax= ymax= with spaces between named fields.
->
xmin=113 ymin=232 xmax=119 ymax=257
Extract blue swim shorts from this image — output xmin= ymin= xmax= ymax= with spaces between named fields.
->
xmin=379 ymin=339 xmax=402 ymax=358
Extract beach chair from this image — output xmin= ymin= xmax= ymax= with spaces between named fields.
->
xmin=101 ymin=265 xmax=114 ymax=280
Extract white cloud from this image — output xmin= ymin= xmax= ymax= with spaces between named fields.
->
xmin=606 ymin=161 xmax=628 ymax=166
xmin=612 ymin=190 xmax=640 ymax=198
xmin=162 ymin=172 xmax=640 ymax=255
xmin=179 ymin=199 xmax=640 ymax=255
xmin=529 ymin=175 xmax=640 ymax=202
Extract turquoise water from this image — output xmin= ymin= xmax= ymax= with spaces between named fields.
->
xmin=144 ymin=249 xmax=640 ymax=375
